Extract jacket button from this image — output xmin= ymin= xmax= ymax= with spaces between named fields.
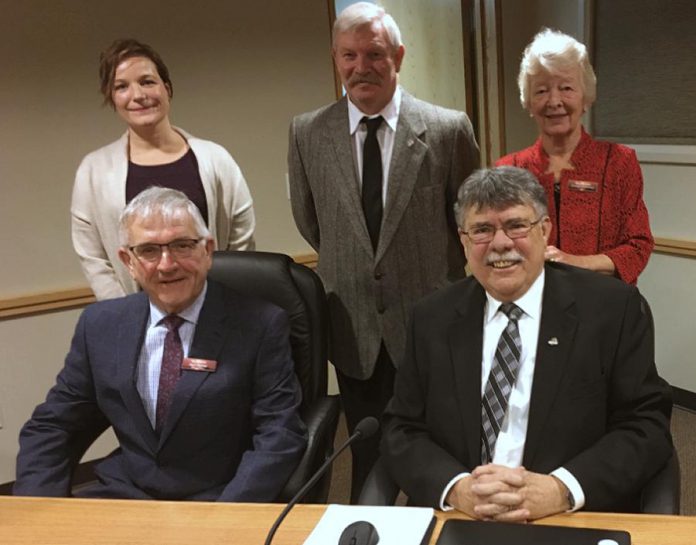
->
xmin=374 ymin=272 xmax=383 ymax=280
xmin=377 ymin=306 xmax=386 ymax=314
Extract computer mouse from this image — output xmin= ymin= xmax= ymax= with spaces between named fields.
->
xmin=337 ymin=520 xmax=380 ymax=545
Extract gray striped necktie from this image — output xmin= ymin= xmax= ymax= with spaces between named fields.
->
xmin=481 ymin=302 xmax=523 ymax=464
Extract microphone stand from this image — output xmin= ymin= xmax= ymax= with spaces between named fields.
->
xmin=264 ymin=416 xmax=379 ymax=545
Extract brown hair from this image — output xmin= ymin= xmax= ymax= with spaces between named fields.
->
xmin=99 ymin=38 xmax=173 ymax=107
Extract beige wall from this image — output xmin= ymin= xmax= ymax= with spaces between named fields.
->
xmin=382 ymin=0 xmax=467 ymax=112
xmin=0 ymin=0 xmax=335 ymax=484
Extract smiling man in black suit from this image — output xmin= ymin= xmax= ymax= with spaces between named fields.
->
xmin=382 ymin=166 xmax=672 ymax=520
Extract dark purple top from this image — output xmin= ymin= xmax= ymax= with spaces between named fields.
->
xmin=126 ymin=148 xmax=209 ymax=225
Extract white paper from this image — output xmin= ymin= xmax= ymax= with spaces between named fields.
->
xmin=303 ymin=504 xmax=435 ymax=545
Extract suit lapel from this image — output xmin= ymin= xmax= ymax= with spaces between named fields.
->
xmin=158 ymin=282 xmax=231 ymax=446
xmin=377 ymin=92 xmax=428 ymax=262
xmin=448 ymin=282 xmax=486 ymax=467
xmin=325 ymin=99 xmax=375 ymax=256
xmin=116 ymin=293 xmax=159 ymax=453
xmin=523 ymin=266 xmax=578 ymax=466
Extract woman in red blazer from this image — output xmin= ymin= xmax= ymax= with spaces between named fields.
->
xmin=496 ymin=29 xmax=653 ymax=284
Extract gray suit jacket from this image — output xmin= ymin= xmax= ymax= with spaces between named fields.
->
xmin=288 ymin=91 xmax=479 ymax=378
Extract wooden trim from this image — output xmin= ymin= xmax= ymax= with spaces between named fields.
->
xmin=293 ymin=252 xmax=318 ymax=269
xmin=327 ymin=0 xmax=342 ymax=100
xmin=493 ymin=0 xmax=506 ymax=157
xmin=479 ymin=1 xmax=492 ymax=165
xmin=0 ymin=253 xmax=319 ymax=321
xmin=5 ymin=241 xmax=696 ymax=320
xmin=653 ymin=237 xmax=696 ymax=259
xmin=461 ymin=0 xmax=480 ymax=141
xmin=0 ymin=288 xmax=96 ymax=320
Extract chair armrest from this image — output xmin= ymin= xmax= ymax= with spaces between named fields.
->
xmin=640 ymin=448 xmax=681 ymax=515
xmin=358 ymin=456 xmax=400 ymax=505
xmin=277 ymin=395 xmax=341 ymax=503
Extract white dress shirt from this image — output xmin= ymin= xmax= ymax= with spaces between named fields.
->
xmin=136 ymin=283 xmax=208 ymax=428
xmin=347 ymin=86 xmax=402 ymax=205
xmin=440 ymin=270 xmax=585 ymax=512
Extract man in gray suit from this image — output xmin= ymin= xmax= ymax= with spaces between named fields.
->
xmin=288 ymin=1 xmax=479 ymax=501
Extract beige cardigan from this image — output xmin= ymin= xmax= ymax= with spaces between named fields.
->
xmin=71 ymin=129 xmax=255 ymax=300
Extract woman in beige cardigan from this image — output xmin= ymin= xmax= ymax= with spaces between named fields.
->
xmin=72 ymin=39 xmax=255 ymax=300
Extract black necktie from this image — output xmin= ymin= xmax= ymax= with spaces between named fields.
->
xmin=481 ymin=303 xmax=523 ymax=464
xmin=361 ymin=116 xmax=383 ymax=252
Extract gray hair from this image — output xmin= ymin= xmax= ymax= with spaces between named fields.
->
xmin=454 ymin=167 xmax=548 ymax=228
xmin=518 ymin=28 xmax=596 ymax=110
xmin=332 ymin=2 xmax=402 ymax=50
xmin=118 ymin=186 xmax=211 ymax=246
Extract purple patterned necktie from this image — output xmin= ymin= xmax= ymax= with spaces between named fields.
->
xmin=481 ymin=303 xmax=523 ymax=464
xmin=156 ymin=314 xmax=185 ymax=432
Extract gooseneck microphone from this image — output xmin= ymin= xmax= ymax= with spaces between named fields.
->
xmin=264 ymin=416 xmax=380 ymax=545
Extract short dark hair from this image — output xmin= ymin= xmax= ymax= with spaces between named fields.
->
xmin=454 ymin=166 xmax=549 ymax=228
xmin=99 ymin=38 xmax=173 ymax=107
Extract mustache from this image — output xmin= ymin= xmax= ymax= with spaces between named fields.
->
xmin=347 ymin=73 xmax=381 ymax=86
xmin=486 ymin=251 xmax=522 ymax=265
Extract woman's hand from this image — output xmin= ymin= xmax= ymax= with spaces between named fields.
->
xmin=545 ymin=245 xmax=616 ymax=275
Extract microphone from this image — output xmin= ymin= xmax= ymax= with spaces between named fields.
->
xmin=264 ymin=416 xmax=380 ymax=545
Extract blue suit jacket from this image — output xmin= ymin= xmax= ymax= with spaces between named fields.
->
xmin=15 ymin=280 xmax=307 ymax=501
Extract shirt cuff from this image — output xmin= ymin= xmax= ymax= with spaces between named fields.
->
xmin=439 ymin=472 xmax=470 ymax=511
xmin=551 ymin=467 xmax=585 ymax=512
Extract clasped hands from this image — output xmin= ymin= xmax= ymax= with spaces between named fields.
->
xmin=445 ymin=464 xmax=570 ymax=523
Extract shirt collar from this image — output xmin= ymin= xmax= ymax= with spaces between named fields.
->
xmin=348 ymin=86 xmax=402 ymax=135
xmin=484 ymin=269 xmax=545 ymax=324
xmin=148 ymin=281 xmax=208 ymax=327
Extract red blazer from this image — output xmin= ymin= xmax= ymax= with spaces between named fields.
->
xmin=496 ymin=128 xmax=653 ymax=284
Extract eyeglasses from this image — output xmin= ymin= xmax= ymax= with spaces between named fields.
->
xmin=129 ymin=238 xmax=203 ymax=263
xmin=460 ymin=217 xmax=544 ymax=244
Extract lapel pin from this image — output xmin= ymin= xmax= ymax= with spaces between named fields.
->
xmin=547 ymin=337 xmax=559 ymax=346
xmin=407 ymin=138 xmax=414 ymax=147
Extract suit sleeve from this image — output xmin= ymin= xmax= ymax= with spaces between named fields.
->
xmin=562 ymin=289 xmax=672 ymax=510
xmin=445 ymin=113 xmax=480 ymax=276
xmin=287 ymin=117 xmax=320 ymax=251
xmin=71 ymin=158 xmax=127 ymax=300
xmin=381 ymin=309 xmax=473 ymax=508
xmin=14 ymin=310 xmax=110 ymax=496
xmin=217 ymin=308 xmax=307 ymax=502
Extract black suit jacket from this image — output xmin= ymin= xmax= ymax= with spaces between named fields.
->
xmin=14 ymin=281 xmax=307 ymax=501
xmin=382 ymin=263 xmax=672 ymax=512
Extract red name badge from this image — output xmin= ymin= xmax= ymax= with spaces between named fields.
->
xmin=568 ymin=179 xmax=598 ymax=192
xmin=182 ymin=357 xmax=218 ymax=372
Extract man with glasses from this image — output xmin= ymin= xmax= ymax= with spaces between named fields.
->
xmin=15 ymin=187 xmax=306 ymax=501
xmin=381 ymin=166 xmax=672 ymax=520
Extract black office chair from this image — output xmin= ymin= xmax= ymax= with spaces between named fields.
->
xmin=208 ymin=250 xmax=340 ymax=503
xmin=359 ymin=448 xmax=681 ymax=514
xmin=640 ymin=446 xmax=681 ymax=514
